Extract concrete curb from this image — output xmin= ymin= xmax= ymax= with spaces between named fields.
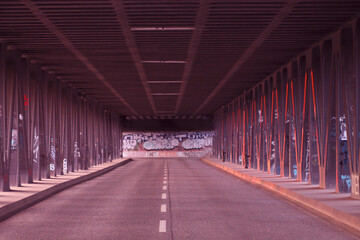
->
xmin=201 ymin=158 xmax=360 ymax=232
xmin=0 ymin=158 xmax=132 ymax=222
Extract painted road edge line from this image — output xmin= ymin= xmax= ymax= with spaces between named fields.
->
xmin=159 ymin=220 xmax=166 ymax=232
xmin=161 ymin=204 xmax=167 ymax=212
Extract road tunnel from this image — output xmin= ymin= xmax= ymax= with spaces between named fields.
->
xmin=0 ymin=0 xmax=360 ymax=239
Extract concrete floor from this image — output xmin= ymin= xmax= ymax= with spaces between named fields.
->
xmin=0 ymin=158 xmax=358 ymax=240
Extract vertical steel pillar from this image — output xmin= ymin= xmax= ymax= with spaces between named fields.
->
xmin=341 ymin=26 xmax=359 ymax=198
xmin=0 ymin=43 xmax=11 ymax=191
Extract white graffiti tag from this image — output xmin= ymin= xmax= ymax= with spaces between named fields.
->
xmin=182 ymin=138 xmax=212 ymax=150
xmin=339 ymin=114 xmax=347 ymax=141
xmin=143 ymin=138 xmax=179 ymax=150
xmin=123 ymin=132 xmax=214 ymax=151
xmin=33 ymin=127 xmax=39 ymax=163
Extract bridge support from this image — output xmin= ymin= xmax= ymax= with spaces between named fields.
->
xmin=214 ymin=18 xmax=360 ymax=199
xmin=0 ymin=43 xmax=123 ymax=191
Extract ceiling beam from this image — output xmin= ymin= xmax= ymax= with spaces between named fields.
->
xmin=193 ymin=0 xmax=299 ymax=115
xmin=21 ymin=0 xmax=139 ymax=116
xmin=175 ymin=0 xmax=210 ymax=114
xmin=111 ymin=0 xmax=157 ymax=115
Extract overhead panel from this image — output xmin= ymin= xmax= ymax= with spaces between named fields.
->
xmin=0 ymin=0 xmax=360 ymax=117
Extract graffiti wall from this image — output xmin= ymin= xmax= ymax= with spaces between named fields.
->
xmin=123 ymin=131 xmax=214 ymax=158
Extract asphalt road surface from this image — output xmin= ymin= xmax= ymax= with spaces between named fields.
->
xmin=0 ymin=158 xmax=358 ymax=240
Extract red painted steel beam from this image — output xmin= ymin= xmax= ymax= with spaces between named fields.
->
xmin=175 ymin=0 xmax=210 ymax=114
xmin=21 ymin=0 xmax=139 ymax=116
xmin=111 ymin=0 xmax=157 ymax=115
xmin=194 ymin=0 xmax=299 ymax=115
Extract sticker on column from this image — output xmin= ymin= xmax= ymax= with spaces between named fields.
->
xmin=50 ymin=142 xmax=56 ymax=176
xmin=351 ymin=174 xmax=359 ymax=199
xmin=63 ymin=158 xmax=67 ymax=173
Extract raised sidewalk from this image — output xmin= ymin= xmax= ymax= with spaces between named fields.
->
xmin=0 ymin=158 xmax=132 ymax=221
xmin=202 ymin=157 xmax=360 ymax=233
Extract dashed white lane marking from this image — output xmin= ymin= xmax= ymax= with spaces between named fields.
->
xmin=159 ymin=220 xmax=166 ymax=232
xmin=161 ymin=204 xmax=167 ymax=212
xmin=163 ymin=180 xmax=167 ymax=184
xmin=163 ymin=185 xmax=167 ymax=190
xmin=164 ymin=177 xmax=167 ymax=180
xmin=162 ymin=193 xmax=167 ymax=199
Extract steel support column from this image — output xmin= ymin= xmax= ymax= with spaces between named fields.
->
xmin=213 ymin=17 xmax=360 ymax=199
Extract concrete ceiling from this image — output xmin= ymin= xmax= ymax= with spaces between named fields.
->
xmin=1 ymin=0 xmax=360 ymax=119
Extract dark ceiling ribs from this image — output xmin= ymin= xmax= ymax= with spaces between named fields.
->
xmin=193 ymin=0 xmax=299 ymax=115
xmin=174 ymin=0 xmax=210 ymax=114
xmin=0 ymin=0 xmax=359 ymax=119
xmin=111 ymin=0 xmax=157 ymax=115
xmin=21 ymin=0 xmax=139 ymax=116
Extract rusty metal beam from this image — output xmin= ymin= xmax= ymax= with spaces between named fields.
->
xmin=175 ymin=0 xmax=210 ymax=114
xmin=21 ymin=0 xmax=139 ymax=116
xmin=111 ymin=0 xmax=157 ymax=115
xmin=194 ymin=0 xmax=298 ymax=115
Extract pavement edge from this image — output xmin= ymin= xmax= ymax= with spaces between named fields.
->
xmin=0 ymin=158 xmax=132 ymax=222
xmin=201 ymin=158 xmax=360 ymax=232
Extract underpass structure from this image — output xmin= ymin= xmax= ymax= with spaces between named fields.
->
xmin=0 ymin=0 xmax=360 ymax=238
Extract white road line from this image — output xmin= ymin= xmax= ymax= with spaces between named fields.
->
xmin=162 ymin=193 xmax=167 ymax=199
xmin=163 ymin=185 xmax=167 ymax=190
xmin=161 ymin=204 xmax=167 ymax=212
xmin=163 ymin=180 xmax=167 ymax=184
xmin=159 ymin=220 xmax=166 ymax=232
xmin=164 ymin=177 xmax=167 ymax=179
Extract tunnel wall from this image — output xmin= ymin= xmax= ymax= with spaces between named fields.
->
xmin=123 ymin=131 xmax=213 ymax=158
xmin=0 ymin=43 xmax=123 ymax=191
xmin=213 ymin=18 xmax=360 ymax=199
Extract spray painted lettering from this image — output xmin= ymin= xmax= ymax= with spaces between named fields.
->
xmin=33 ymin=127 xmax=39 ymax=163
xmin=123 ymin=132 xmax=213 ymax=151
xmin=24 ymin=94 xmax=29 ymax=110
xmin=63 ymin=158 xmax=67 ymax=173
